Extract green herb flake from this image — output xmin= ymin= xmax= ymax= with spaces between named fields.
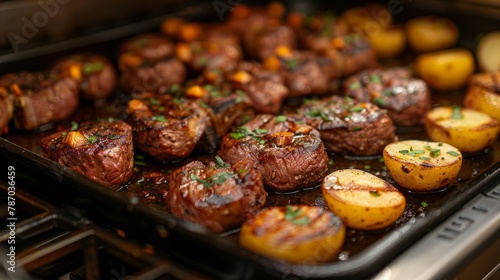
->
xmin=237 ymin=169 xmax=247 ymax=174
xmin=351 ymin=126 xmax=363 ymax=132
xmin=255 ymin=128 xmax=268 ymax=135
xmin=286 ymin=58 xmax=299 ymax=71
xmin=87 ymin=135 xmax=98 ymax=144
xmin=82 ymin=62 xmax=104 ymax=74
xmin=399 ymin=150 xmax=410 ymax=155
xmin=215 ymin=155 xmax=229 ymax=168
xmin=373 ymin=97 xmax=386 ymax=106
xmin=61 ymin=132 xmax=68 ymax=138
xmin=419 ymin=156 xmax=431 ymax=160
xmin=349 ymin=81 xmax=361 ymax=90
xmin=149 ymin=98 xmax=160 ymax=105
xmin=438 ymin=143 xmax=443 ymax=147
xmin=451 ymin=106 xmax=463 ymax=120
xmin=285 ymin=205 xmax=301 ymax=221
xmin=197 ymin=56 xmax=208 ymax=67
xmin=446 ymin=151 xmax=460 ymax=157
xmin=421 ymin=201 xmax=429 ymax=208
xmin=152 ymin=115 xmax=168 ymax=122
xmin=135 ymin=161 xmax=147 ymax=167
xmin=413 ymin=149 xmax=425 ymax=155
xmin=369 ymin=190 xmax=381 ymax=197
xmin=107 ymin=134 xmax=120 ymax=140
xmin=275 ymin=115 xmax=287 ymax=123
xmin=170 ymin=84 xmax=180 ymax=93
xmin=364 ymin=165 xmax=371 ymax=170
xmin=349 ymin=105 xmax=364 ymax=113
xmin=430 ymin=148 xmax=441 ymax=158
xmin=70 ymin=121 xmax=79 ymax=131
xmin=369 ymin=74 xmax=382 ymax=84
xmin=328 ymin=158 xmax=334 ymax=165
xmin=382 ymin=89 xmax=393 ymax=96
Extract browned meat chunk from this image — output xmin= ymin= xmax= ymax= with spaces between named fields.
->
xmin=126 ymin=94 xmax=208 ymax=161
xmin=297 ymin=12 xmax=350 ymax=52
xmin=0 ymin=88 xmax=13 ymax=135
xmin=166 ymin=158 xmax=267 ymax=233
xmin=244 ymin=24 xmax=296 ymax=60
xmin=118 ymin=34 xmax=186 ymax=94
xmin=0 ymin=72 xmax=79 ymax=131
xmin=50 ymin=53 xmax=117 ymax=100
xmin=41 ymin=120 xmax=134 ymax=187
xmin=219 ymin=115 xmax=328 ymax=192
xmin=343 ymin=67 xmax=431 ymax=126
xmin=232 ymin=62 xmax=289 ymax=114
xmin=293 ymin=95 xmax=397 ymax=156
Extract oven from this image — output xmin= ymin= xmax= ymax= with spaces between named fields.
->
xmin=1 ymin=0 xmax=499 ymax=279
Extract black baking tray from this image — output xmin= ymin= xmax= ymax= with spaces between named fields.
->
xmin=2 ymin=1 xmax=500 ymax=279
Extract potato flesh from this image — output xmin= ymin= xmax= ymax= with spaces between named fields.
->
xmin=383 ymin=140 xmax=462 ymax=191
xmin=464 ymin=84 xmax=500 ymax=123
xmin=322 ymin=169 xmax=406 ymax=230
xmin=240 ymin=206 xmax=345 ymax=264
xmin=425 ymin=107 xmax=500 ymax=153
xmin=476 ymin=31 xmax=500 ymax=72
xmin=406 ymin=17 xmax=458 ymax=53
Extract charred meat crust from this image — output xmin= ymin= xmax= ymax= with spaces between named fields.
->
xmin=219 ymin=114 xmax=329 ymax=191
xmin=294 ymin=95 xmax=397 ymax=156
xmin=166 ymin=159 xmax=267 ymax=233
xmin=0 ymin=72 xmax=79 ymax=131
xmin=50 ymin=53 xmax=118 ymax=100
xmin=343 ymin=67 xmax=431 ymax=126
xmin=126 ymin=94 xmax=208 ymax=161
xmin=40 ymin=120 xmax=134 ymax=187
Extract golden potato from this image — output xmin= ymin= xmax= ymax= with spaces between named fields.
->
xmin=464 ymin=72 xmax=500 ymax=123
xmin=415 ymin=48 xmax=475 ymax=91
xmin=406 ymin=16 xmax=458 ymax=53
xmin=322 ymin=169 xmax=406 ymax=230
xmin=383 ymin=140 xmax=462 ymax=192
xmin=425 ymin=106 xmax=500 ymax=153
xmin=240 ymin=205 xmax=345 ymax=264
xmin=476 ymin=31 xmax=500 ymax=72
xmin=369 ymin=25 xmax=406 ymax=58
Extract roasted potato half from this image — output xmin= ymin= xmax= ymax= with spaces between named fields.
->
xmin=464 ymin=72 xmax=500 ymax=122
xmin=322 ymin=169 xmax=406 ymax=230
xmin=415 ymin=48 xmax=475 ymax=91
xmin=369 ymin=25 xmax=407 ymax=58
xmin=476 ymin=31 xmax=500 ymax=72
xmin=240 ymin=205 xmax=345 ymax=264
xmin=425 ymin=106 xmax=500 ymax=153
xmin=405 ymin=16 xmax=458 ymax=53
xmin=383 ymin=140 xmax=462 ymax=192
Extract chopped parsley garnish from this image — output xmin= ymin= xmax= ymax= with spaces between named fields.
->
xmin=382 ymin=88 xmax=394 ymax=96
xmin=351 ymin=126 xmax=363 ymax=131
xmin=107 ymin=134 xmax=120 ymax=139
xmin=419 ymin=156 xmax=431 ymax=160
xmin=215 ymin=155 xmax=229 ymax=168
xmin=369 ymin=74 xmax=382 ymax=84
xmin=61 ymin=132 xmax=67 ymax=138
xmin=87 ymin=135 xmax=98 ymax=144
xmin=82 ymin=62 xmax=104 ymax=74
xmin=369 ymin=190 xmax=381 ymax=197
xmin=306 ymin=109 xmax=330 ymax=121
xmin=172 ymin=97 xmax=183 ymax=105
xmin=197 ymin=56 xmax=208 ymax=67
xmin=275 ymin=115 xmax=287 ymax=123
xmin=170 ymin=84 xmax=180 ymax=93
xmin=285 ymin=205 xmax=310 ymax=225
xmin=255 ymin=128 xmax=268 ymax=134
xmin=430 ymin=149 xmax=441 ymax=157
xmin=286 ymin=58 xmax=299 ymax=71
xmin=446 ymin=151 xmax=460 ymax=157
xmin=373 ymin=97 xmax=386 ymax=106
xmin=364 ymin=165 xmax=371 ymax=170
xmin=349 ymin=81 xmax=361 ymax=90
xmin=328 ymin=158 xmax=334 ymax=165
xmin=451 ymin=106 xmax=463 ymax=120
xmin=149 ymin=98 xmax=160 ymax=105
xmin=152 ymin=115 xmax=168 ymax=122
xmin=349 ymin=105 xmax=364 ymax=113
xmin=190 ymin=172 xmax=234 ymax=188
xmin=421 ymin=201 xmax=429 ymax=208
xmin=70 ymin=121 xmax=79 ymax=131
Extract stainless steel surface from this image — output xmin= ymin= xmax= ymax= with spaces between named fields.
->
xmin=373 ymin=183 xmax=500 ymax=280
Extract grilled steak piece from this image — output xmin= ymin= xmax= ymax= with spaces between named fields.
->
xmin=126 ymin=93 xmax=208 ymax=161
xmin=293 ymin=95 xmax=397 ymax=156
xmin=322 ymin=34 xmax=379 ymax=78
xmin=118 ymin=34 xmax=186 ymax=94
xmin=244 ymin=24 xmax=296 ymax=61
xmin=219 ymin=114 xmax=329 ymax=192
xmin=298 ymin=13 xmax=350 ymax=52
xmin=0 ymin=72 xmax=79 ymax=131
xmin=166 ymin=158 xmax=267 ymax=233
xmin=232 ymin=62 xmax=289 ymax=114
xmin=343 ymin=67 xmax=431 ymax=126
xmin=40 ymin=119 xmax=134 ymax=187
xmin=51 ymin=53 xmax=117 ymax=100
xmin=0 ymin=88 xmax=13 ymax=135
xmin=183 ymin=85 xmax=254 ymax=153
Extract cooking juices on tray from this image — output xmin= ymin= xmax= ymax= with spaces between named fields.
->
xmin=1 ymin=1 xmax=500 ymax=265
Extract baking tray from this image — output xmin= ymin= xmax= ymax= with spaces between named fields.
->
xmin=2 ymin=1 xmax=500 ymax=279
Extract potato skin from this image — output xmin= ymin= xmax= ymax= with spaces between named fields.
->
xmin=239 ymin=205 xmax=345 ymax=264
xmin=415 ymin=48 xmax=475 ymax=91
xmin=383 ymin=140 xmax=462 ymax=191
xmin=425 ymin=107 xmax=500 ymax=153
xmin=369 ymin=26 xmax=406 ymax=58
xmin=464 ymin=72 xmax=500 ymax=123
xmin=322 ymin=169 xmax=406 ymax=230
xmin=406 ymin=16 xmax=458 ymax=53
